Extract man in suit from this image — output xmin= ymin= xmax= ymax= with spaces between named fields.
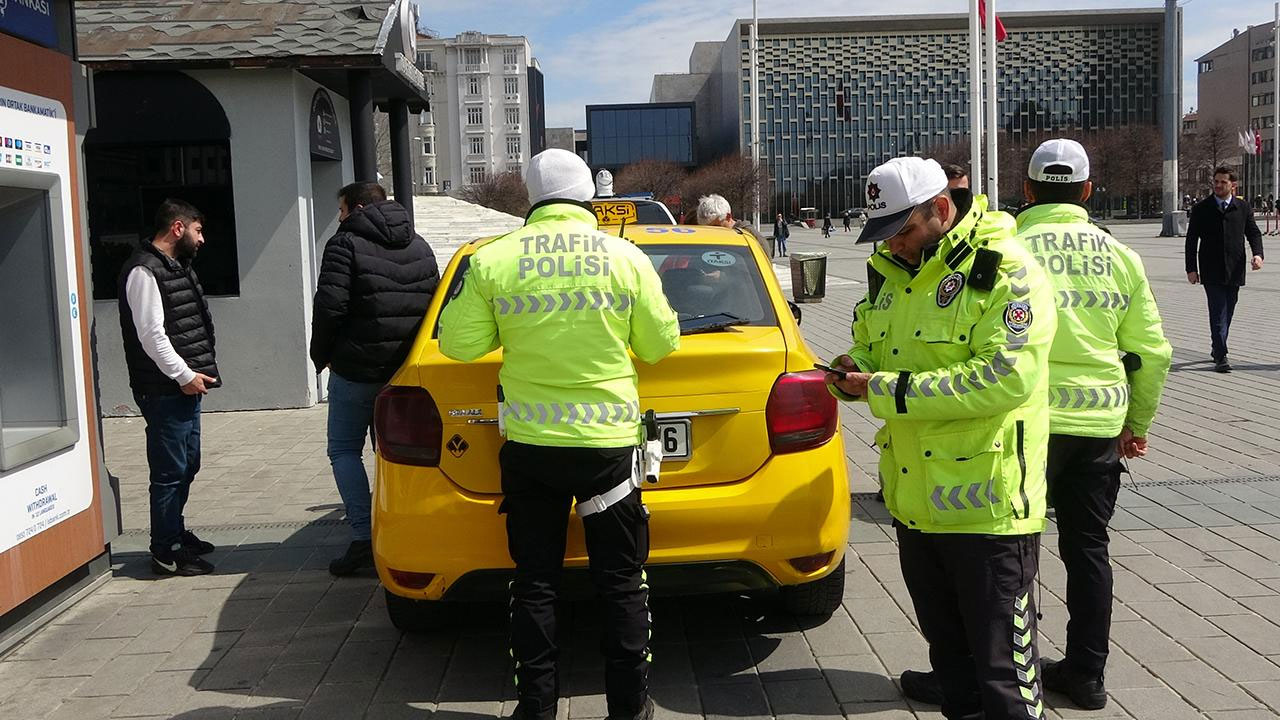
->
xmin=1186 ymin=166 xmax=1264 ymax=373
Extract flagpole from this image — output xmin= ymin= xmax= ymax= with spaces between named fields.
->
xmin=969 ymin=0 xmax=983 ymax=194
xmin=750 ymin=1 xmax=760 ymax=232
xmin=984 ymin=0 xmax=999 ymax=203
xmin=1273 ymin=2 xmax=1278 ymax=225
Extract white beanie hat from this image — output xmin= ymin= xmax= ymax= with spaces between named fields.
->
xmin=525 ymin=149 xmax=595 ymax=205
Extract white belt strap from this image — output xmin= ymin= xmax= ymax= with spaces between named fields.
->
xmin=576 ymin=473 xmax=641 ymax=518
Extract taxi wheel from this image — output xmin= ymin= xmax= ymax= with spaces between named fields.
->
xmin=385 ymin=589 xmax=451 ymax=632
xmin=780 ymin=558 xmax=845 ymax=618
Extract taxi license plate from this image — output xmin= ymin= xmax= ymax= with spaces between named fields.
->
xmin=657 ymin=420 xmax=691 ymax=460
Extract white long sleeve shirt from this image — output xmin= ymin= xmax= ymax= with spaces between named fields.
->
xmin=125 ymin=266 xmax=197 ymax=387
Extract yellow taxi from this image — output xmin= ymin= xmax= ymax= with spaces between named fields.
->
xmin=372 ymin=216 xmax=850 ymax=630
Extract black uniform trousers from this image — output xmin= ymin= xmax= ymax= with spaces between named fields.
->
xmin=897 ymin=523 xmax=1043 ymax=720
xmin=1046 ymin=433 xmax=1122 ymax=678
xmin=499 ymin=441 xmax=651 ymax=720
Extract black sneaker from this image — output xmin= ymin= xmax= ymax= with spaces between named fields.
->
xmin=607 ymin=697 xmax=654 ymax=720
xmin=180 ymin=530 xmax=215 ymax=555
xmin=329 ymin=539 xmax=374 ymax=576
xmin=1042 ymin=658 xmax=1107 ymax=710
xmin=899 ymin=669 xmax=944 ymax=706
xmin=152 ymin=546 xmax=215 ymax=576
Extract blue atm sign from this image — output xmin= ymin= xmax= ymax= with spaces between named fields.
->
xmin=0 ymin=0 xmax=57 ymax=49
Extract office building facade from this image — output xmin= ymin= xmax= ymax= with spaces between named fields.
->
xmin=413 ymin=31 xmax=545 ymax=195
xmin=657 ymin=9 xmax=1169 ymax=214
xmin=1196 ymin=22 xmax=1277 ymax=200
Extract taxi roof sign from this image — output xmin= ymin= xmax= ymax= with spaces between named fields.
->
xmin=592 ymin=200 xmax=638 ymax=226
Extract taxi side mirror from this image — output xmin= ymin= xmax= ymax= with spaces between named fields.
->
xmin=788 ymin=301 xmax=802 ymax=325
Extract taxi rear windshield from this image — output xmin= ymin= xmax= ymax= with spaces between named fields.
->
xmin=432 ymin=242 xmax=776 ymax=338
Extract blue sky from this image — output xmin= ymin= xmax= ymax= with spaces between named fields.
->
xmin=416 ymin=0 xmax=1273 ymax=129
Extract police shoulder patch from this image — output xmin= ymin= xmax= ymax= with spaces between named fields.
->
xmin=936 ymin=271 xmax=965 ymax=308
xmin=1004 ymin=300 xmax=1033 ymax=335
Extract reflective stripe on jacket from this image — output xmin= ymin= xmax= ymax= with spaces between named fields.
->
xmin=1016 ymin=203 xmax=1171 ymax=438
xmin=439 ymin=202 xmax=680 ymax=448
xmin=840 ymin=193 xmax=1055 ymax=535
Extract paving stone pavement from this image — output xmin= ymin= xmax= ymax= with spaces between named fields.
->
xmin=5 ymin=223 xmax=1280 ymax=719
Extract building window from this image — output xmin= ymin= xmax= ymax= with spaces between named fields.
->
xmin=1199 ymin=60 xmax=1214 ymax=73
xmin=1254 ymin=70 xmax=1275 ymax=85
xmin=469 ymin=167 xmax=487 ymax=184
xmin=470 ymin=136 xmax=484 ymax=155
xmin=504 ymin=47 xmax=519 ymax=66
xmin=424 ymin=167 xmax=435 ymax=186
xmin=467 ymin=76 xmax=480 ymax=95
xmin=506 ymin=107 xmax=520 ymax=125
xmin=467 ymin=106 xmax=483 ymax=126
xmin=417 ymin=51 xmax=433 ymax=70
xmin=1253 ymin=93 xmax=1275 ymax=107
xmin=1254 ymin=47 xmax=1276 ymax=62
xmin=418 ymin=111 xmax=432 ymax=126
xmin=464 ymin=47 xmax=484 ymax=66
xmin=507 ymin=136 xmax=521 ymax=155
xmin=505 ymin=77 xmax=519 ymax=95
xmin=421 ymin=136 xmax=433 ymax=155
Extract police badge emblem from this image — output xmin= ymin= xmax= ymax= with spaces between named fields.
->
xmin=936 ymin=271 xmax=965 ymax=308
xmin=1004 ymin=300 xmax=1033 ymax=335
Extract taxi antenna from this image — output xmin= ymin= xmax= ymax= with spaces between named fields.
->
xmin=617 ymin=216 xmax=627 ymax=238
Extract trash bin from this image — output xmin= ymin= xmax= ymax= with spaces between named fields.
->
xmin=789 ymin=252 xmax=828 ymax=303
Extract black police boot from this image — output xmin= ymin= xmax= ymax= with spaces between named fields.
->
xmin=899 ymin=669 xmax=944 ymax=705
xmin=1042 ymin=658 xmax=1107 ymax=710
xmin=607 ymin=697 xmax=653 ymax=720
xmin=329 ymin=539 xmax=373 ymax=576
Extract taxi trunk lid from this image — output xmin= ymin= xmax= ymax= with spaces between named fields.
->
xmin=428 ymin=326 xmax=787 ymax=495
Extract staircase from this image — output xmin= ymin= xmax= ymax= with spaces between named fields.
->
xmin=409 ymin=195 xmax=524 ymax=262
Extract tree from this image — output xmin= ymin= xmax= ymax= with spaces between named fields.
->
xmin=928 ymin=136 xmax=972 ymax=168
xmin=678 ymin=154 xmax=769 ymax=223
xmin=458 ymin=171 xmax=529 ymax=217
xmin=1198 ymin=117 xmax=1233 ymax=172
xmin=614 ymin=160 xmax=686 ymax=208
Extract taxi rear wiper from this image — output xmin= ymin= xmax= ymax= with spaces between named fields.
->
xmin=679 ymin=313 xmax=749 ymax=335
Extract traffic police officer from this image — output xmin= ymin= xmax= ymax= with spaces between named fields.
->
xmin=439 ymin=149 xmax=680 ymax=720
xmin=826 ymin=157 xmax=1056 ymax=720
xmin=1017 ymin=139 xmax=1171 ymax=707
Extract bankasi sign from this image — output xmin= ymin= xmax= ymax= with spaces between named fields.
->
xmin=310 ymin=88 xmax=342 ymax=161
xmin=0 ymin=0 xmax=57 ymax=49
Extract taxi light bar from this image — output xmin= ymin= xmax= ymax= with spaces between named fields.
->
xmin=389 ymin=570 xmax=437 ymax=589
xmin=788 ymin=550 xmax=836 ymax=574
xmin=374 ymin=386 xmax=443 ymax=467
xmin=765 ymin=371 xmax=839 ymax=454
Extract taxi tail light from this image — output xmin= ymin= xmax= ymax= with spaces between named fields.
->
xmin=766 ymin=371 xmax=838 ymax=454
xmin=375 ymin=386 xmax=443 ymax=466
xmin=788 ymin=550 xmax=836 ymax=573
xmin=389 ymin=570 xmax=437 ymax=589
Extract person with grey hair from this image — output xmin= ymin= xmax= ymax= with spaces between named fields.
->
xmin=697 ymin=193 xmax=767 ymax=255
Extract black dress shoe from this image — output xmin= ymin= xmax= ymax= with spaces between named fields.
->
xmin=607 ymin=697 xmax=654 ymax=720
xmin=180 ymin=530 xmax=216 ymax=555
xmin=899 ymin=669 xmax=944 ymax=705
xmin=1043 ymin=658 xmax=1107 ymax=710
xmin=1215 ymin=360 xmax=1232 ymax=373
xmin=329 ymin=539 xmax=374 ymax=576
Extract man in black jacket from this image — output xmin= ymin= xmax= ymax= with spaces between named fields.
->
xmin=1186 ymin=166 xmax=1265 ymax=373
xmin=311 ymin=182 xmax=439 ymax=575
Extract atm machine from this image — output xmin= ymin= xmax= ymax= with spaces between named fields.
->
xmin=0 ymin=0 xmax=120 ymax=652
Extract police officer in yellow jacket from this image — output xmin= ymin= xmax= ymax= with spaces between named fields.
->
xmin=825 ymin=157 xmax=1056 ymax=720
xmin=439 ymin=149 xmax=679 ymax=720
xmin=1017 ymin=139 xmax=1171 ymax=708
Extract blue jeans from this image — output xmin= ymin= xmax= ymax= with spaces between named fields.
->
xmin=1204 ymin=284 xmax=1240 ymax=362
xmin=327 ymin=372 xmax=383 ymax=541
xmin=138 ymin=393 xmax=201 ymax=555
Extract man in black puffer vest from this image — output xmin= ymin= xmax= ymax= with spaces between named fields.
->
xmin=119 ymin=199 xmax=221 ymax=576
xmin=311 ymin=182 xmax=440 ymax=575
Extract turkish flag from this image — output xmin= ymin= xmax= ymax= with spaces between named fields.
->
xmin=979 ymin=0 xmax=1008 ymax=42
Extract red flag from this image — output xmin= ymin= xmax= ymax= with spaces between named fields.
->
xmin=978 ymin=0 xmax=1008 ymax=42
xmin=1258 ymin=130 xmax=1264 ymax=157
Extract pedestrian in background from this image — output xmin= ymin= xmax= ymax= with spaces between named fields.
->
xmin=1185 ymin=167 xmax=1264 ymax=373
xmin=822 ymin=212 xmax=834 ymax=238
xmin=439 ymin=148 xmax=680 ymax=720
xmin=773 ymin=212 xmax=790 ymax=257
xmin=119 ymin=199 xmax=220 ymax=576
xmin=311 ymin=182 xmax=439 ymax=576
xmin=696 ymin=193 xmax=767 ymax=255
xmin=843 ymin=208 xmax=853 ymax=232
xmin=827 ymin=157 xmax=1055 ymax=720
xmin=942 ymin=163 xmax=970 ymax=190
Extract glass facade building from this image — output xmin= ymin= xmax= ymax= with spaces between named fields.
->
xmin=587 ymin=103 xmax=696 ymax=169
xmin=716 ymin=10 xmax=1167 ymax=214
